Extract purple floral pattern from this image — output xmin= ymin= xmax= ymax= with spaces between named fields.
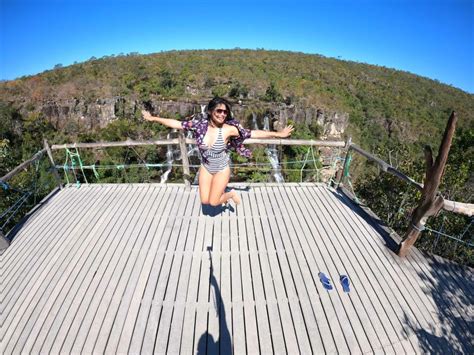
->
xmin=181 ymin=113 xmax=252 ymax=164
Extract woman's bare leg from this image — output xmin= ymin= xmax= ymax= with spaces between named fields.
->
xmin=198 ymin=165 xmax=213 ymax=204
xmin=208 ymin=167 xmax=240 ymax=206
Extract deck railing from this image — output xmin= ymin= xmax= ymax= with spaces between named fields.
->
xmin=0 ymin=136 xmax=346 ymax=249
xmin=2 ymin=136 xmax=472 ymax=254
xmin=339 ymin=143 xmax=473 ymax=217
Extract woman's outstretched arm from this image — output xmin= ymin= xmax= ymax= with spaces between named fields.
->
xmin=142 ymin=110 xmax=183 ymax=130
xmin=250 ymin=125 xmax=294 ymax=139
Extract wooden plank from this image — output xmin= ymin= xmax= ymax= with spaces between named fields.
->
xmin=253 ymin=187 xmax=303 ymax=354
xmin=314 ymin=186 xmax=424 ymax=352
xmin=1 ymin=185 xmax=72 ymax=273
xmin=205 ymin=216 xmax=221 ymax=354
xmin=123 ymin=186 xmax=177 ymax=353
xmin=411 ymin=256 xmax=474 ymax=328
xmin=247 ymin=188 xmax=287 ymax=354
xmin=2 ymin=183 xmax=472 ymax=354
xmin=153 ymin=191 xmax=196 ymax=353
xmin=103 ymin=185 xmax=170 ymax=353
xmin=36 ymin=185 xmax=140 ymax=353
xmin=333 ymin=187 xmax=473 ymax=346
xmin=299 ymin=185 xmax=395 ymax=352
xmin=190 ymin=215 xmax=214 ymax=354
xmin=229 ymin=214 xmax=246 ymax=355
xmin=57 ymin=186 xmax=151 ymax=354
xmin=31 ymin=185 xmax=136 ymax=353
xmin=289 ymin=185 xmax=399 ymax=352
xmin=327 ymin=187 xmax=469 ymax=350
xmin=280 ymin=184 xmax=347 ymax=353
xmin=78 ymin=185 xmax=158 ymax=354
xmin=18 ymin=185 xmax=122 ymax=354
xmin=193 ymin=252 xmax=211 ymax=354
xmin=273 ymin=185 xmax=335 ymax=354
xmin=283 ymin=186 xmax=352 ymax=354
xmin=241 ymin=190 xmax=273 ymax=354
xmin=95 ymin=185 xmax=171 ymax=354
xmin=218 ymin=207 xmax=233 ymax=354
xmin=1 ymin=186 xmax=80 ymax=307
xmin=339 ymin=187 xmax=474 ymax=325
xmin=177 ymin=212 xmax=207 ymax=354
xmin=260 ymin=187 xmax=313 ymax=354
xmin=166 ymin=190 xmax=200 ymax=354
xmin=237 ymin=208 xmax=260 ymax=354
xmin=139 ymin=188 xmax=188 ymax=354
xmin=3 ymin=186 xmax=96 ymax=350
xmin=1 ymin=185 xmax=110 ymax=352
xmin=299 ymin=185 xmax=382 ymax=353
xmin=314 ymin=186 xmax=425 ymax=351
xmin=158 ymin=190 xmax=198 ymax=353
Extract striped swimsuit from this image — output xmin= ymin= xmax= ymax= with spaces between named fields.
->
xmin=202 ymin=128 xmax=230 ymax=174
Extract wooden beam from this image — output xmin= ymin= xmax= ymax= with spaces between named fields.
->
xmin=443 ymin=200 xmax=474 ymax=217
xmin=399 ymin=112 xmax=458 ymax=257
xmin=0 ymin=230 xmax=9 ymax=251
xmin=0 ymin=149 xmax=46 ymax=183
xmin=346 ymin=142 xmax=472 ymax=217
xmin=178 ymin=133 xmax=191 ymax=189
xmin=51 ymin=138 xmax=346 ymax=150
xmin=43 ymin=139 xmax=63 ymax=190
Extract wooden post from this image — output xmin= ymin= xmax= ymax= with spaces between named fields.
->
xmin=43 ymin=139 xmax=63 ymax=190
xmin=178 ymin=132 xmax=191 ymax=189
xmin=338 ymin=138 xmax=352 ymax=187
xmin=0 ymin=230 xmax=9 ymax=251
xmin=399 ymin=112 xmax=458 ymax=257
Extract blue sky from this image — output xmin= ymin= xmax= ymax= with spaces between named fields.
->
xmin=1 ymin=0 xmax=473 ymax=93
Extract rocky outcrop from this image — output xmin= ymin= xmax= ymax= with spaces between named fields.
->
xmin=28 ymin=97 xmax=349 ymax=138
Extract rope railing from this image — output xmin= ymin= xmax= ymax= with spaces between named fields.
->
xmin=2 ymin=136 xmax=471 ymax=255
xmin=339 ymin=143 xmax=474 ymax=250
xmin=48 ymin=136 xmax=346 ymax=186
xmin=0 ymin=148 xmax=56 ymax=249
xmin=340 ymin=143 xmax=473 ymax=217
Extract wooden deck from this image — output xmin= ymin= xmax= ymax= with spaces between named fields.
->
xmin=1 ymin=183 xmax=473 ymax=354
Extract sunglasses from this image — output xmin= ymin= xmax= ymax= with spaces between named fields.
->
xmin=214 ymin=109 xmax=228 ymax=115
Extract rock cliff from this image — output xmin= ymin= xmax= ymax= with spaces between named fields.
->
xmin=31 ymin=97 xmax=349 ymax=139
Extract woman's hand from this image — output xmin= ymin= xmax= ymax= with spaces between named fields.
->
xmin=142 ymin=110 xmax=153 ymax=121
xmin=278 ymin=125 xmax=294 ymax=138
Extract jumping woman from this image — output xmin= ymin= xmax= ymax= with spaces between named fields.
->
xmin=142 ymin=97 xmax=294 ymax=206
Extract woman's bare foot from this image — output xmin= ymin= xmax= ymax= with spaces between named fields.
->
xmin=230 ymin=189 xmax=241 ymax=205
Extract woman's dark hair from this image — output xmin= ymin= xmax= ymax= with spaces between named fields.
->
xmin=207 ymin=97 xmax=232 ymax=120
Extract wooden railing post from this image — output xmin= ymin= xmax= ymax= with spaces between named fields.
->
xmin=338 ymin=137 xmax=352 ymax=187
xmin=0 ymin=230 xmax=9 ymax=252
xmin=178 ymin=133 xmax=191 ymax=189
xmin=43 ymin=139 xmax=63 ymax=190
xmin=399 ymin=112 xmax=458 ymax=257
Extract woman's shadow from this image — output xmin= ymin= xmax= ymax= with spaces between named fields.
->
xmin=201 ymin=186 xmax=250 ymax=217
xmin=196 ymin=247 xmax=232 ymax=354
xmin=201 ymin=204 xmax=234 ymax=216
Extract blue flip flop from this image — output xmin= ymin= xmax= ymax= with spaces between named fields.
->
xmin=340 ymin=275 xmax=350 ymax=293
xmin=318 ymin=272 xmax=333 ymax=291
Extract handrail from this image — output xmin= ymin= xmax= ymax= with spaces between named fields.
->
xmin=0 ymin=149 xmax=46 ymax=183
xmin=342 ymin=143 xmax=473 ymax=217
xmin=51 ymin=138 xmax=346 ymax=150
xmin=349 ymin=144 xmax=424 ymax=190
xmin=50 ymin=137 xmax=346 ymax=188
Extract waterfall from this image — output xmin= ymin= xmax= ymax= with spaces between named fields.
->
xmin=160 ymin=133 xmax=174 ymax=183
xmin=252 ymin=112 xmax=259 ymax=130
xmin=263 ymin=116 xmax=284 ymax=183
xmin=160 ymin=131 xmax=182 ymax=184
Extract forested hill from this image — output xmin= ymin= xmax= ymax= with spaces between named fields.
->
xmin=1 ymin=49 xmax=473 ymax=148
